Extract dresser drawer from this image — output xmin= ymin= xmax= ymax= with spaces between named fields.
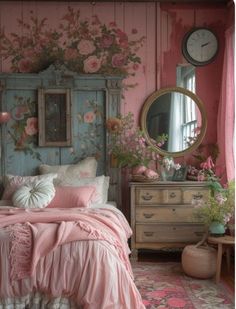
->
xmin=183 ymin=188 xmax=209 ymax=204
xmin=136 ymin=188 xmax=182 ymax=205
xmin=136 ymin=224 xmax=205 ymax=243
xmin=136 ymin=206 xmax=196 ymax=223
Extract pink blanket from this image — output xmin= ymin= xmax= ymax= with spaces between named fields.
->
xmin=0 ymin=207 xmax=132 ymax=281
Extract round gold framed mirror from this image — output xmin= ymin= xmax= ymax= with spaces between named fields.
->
xmin=140 ymin=87 xmax=207 ymax=157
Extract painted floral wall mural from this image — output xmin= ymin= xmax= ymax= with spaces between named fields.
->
xmin=8 ymin=96 xmax=41 ymax=161
xmin=0 ymin=6 xmax=145 ymax=77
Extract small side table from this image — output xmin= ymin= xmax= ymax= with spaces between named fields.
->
xmin=208 ymin=235 xmax=235 ymax=284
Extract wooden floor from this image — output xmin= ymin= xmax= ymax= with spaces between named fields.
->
xmin=138 ymin=249 xmax=235 ymax=292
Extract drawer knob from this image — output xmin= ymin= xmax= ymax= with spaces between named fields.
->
xmin=144 ymin=232 xmax=154 ymax=237
xmin=172 ymin=208 xmax=176 ymax=211
xmin=169 ymin=192 xmax=176 ymax=198
xmin=173 ymin=227 xmax=176 ymax=230
xmin=141 ymin=194 xmax=153 ymax=201
xmin=193 ymin=193 xmax=203 ymax=200
xmin=143 ymin=213 xmax=154 ymax=219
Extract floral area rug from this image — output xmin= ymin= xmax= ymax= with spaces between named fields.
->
xmin=132 ymin=262 xmax=234 ymax=309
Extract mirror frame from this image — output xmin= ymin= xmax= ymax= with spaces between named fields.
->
xmin=140 ymin=86 xmax=207 ymax=157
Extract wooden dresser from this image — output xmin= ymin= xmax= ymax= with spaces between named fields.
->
xmin=130 ymin=181 xmax=209 ymax=259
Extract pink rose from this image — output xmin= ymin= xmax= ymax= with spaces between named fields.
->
xmin=200 ymin=156 xmax=214 ymax=170
xmin=77 ymin=39 xmax=96 ymax=55
xmin=112 ymin=53 xmax=126 ymax=68
xmin=84 ymin=111 xmax=96 ymax=123
xmin=25 ymin=117 xmax=38 ymax=136
xmin=64 ymin=48 xmax=78 ymax=60
xmin=18 ymin=58 xmax=33 ymax=73
xmin=100 ymin=34 xmax=113 ymax=48
xmin=83 ymin=55 xmax=101 ymax=73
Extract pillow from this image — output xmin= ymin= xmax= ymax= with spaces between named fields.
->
xmin=47 ymin=186 xmax=96 ymax=208
xmin=39 ymin=157 xmax=98 ymax=185
xmin=12 ymin=180 xmax=56 ymax=209
xmin=2 ymin=173 xmax=57 ymax=200
xmin=59 ymin=175 xmax=110 ymax=204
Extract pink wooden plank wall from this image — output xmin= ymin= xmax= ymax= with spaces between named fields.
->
xmin=0 ymin=1 xmax=231 ymax=219
xmin=0 ymin=2 xmax=227 ymax=136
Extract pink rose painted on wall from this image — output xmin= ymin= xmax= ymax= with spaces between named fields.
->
xmin=0 ymin=7 xmax=145 ymax=78
xmin=9 ymin=96 xmax=41 ymax=161
xmin=77 ymin=39 xmax=96 ymax=55
xmin=84 ymin=111 xmax=96 ymax=123
xmin=25 ymin=117 xmax=38 ymax=136
xmin=84 ymin=56 xmax=102 ymax=73
xmin=112 ymin=53 xmax=126 ymax=68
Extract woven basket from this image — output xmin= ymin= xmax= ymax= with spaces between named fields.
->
xmin=181 ymin=236 xmax=217 ymax=279
xmin=131 ymin=174 xmax=159 ymax=182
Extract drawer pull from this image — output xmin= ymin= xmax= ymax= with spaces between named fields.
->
xmin=144 ymin=232 xmax=154 ymax=237
xmin=173 ymin=227 xmax=177 ymax=230
xmin=172 ymin=208 xmax=176 ymax=212
xmin=193 ymin=193 xmax=203 ymax=200
xmin=169 ymin=192 xmax=176 ymax=198
xmin=141 ymin=194 xmax=153 ymax=201
xmin=143 ymin=213 xmax=154 ymax=219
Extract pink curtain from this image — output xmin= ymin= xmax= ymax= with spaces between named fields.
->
xmin=217 ymin=26 xmax=235 ymax=183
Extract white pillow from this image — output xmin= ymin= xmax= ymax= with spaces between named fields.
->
xmin=2 ymin=173 xmax=57 ymax=200
xmin=59 ymin=175 xmax=110 ymax=204
xmin=12 ymin=180 xmax=56 ymax=209
xmin=39 ymin=157 xmax=98 ymax=185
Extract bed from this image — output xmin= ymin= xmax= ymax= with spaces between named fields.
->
xmin=0 ymin=68 xmax=145 ymax=308
xmin=0 ymin=165 xmax=145 ymax=308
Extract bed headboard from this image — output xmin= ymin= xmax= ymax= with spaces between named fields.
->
xmin=0 ymin=64 xmax=123 ymax=207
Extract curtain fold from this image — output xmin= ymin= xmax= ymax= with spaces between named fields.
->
xmin=217 ymin=25 xmax=235 ymax=183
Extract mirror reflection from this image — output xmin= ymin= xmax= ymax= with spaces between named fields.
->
xmin=141 ymin=87 xmax=207 ymax=157
xmin=147 ymin=91 xmax=201 ymax=152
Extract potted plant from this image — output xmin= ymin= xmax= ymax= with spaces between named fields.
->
xmin=194 ymin=179 xmax=235 ymax=236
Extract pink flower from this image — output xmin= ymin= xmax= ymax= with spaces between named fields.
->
xmin=83 ymin=55 xmax=102 ymax=73
xmin=100 ymin=34 xmax=113 ymax=48
xmin=18 ymin=58 xmax=33 ymax=73
xmin=84 ymin=111 xmax=96 ymax=123
xmin=77 ymin=39 xmax=96 ymax=55
xmin=197 ymin=174 xmax=205 ymax=181
xmin=116 ymin=29 xmax=128 ymax=48
xmin=200 ymin=156 xmax=215 ymax=170
xmin=25 ymin=117 xmax=38 ymax=136
xmin=132 ymin=28 xmax=138 ymax=34
xmin=64 ymin=48 xmax=78 ymax=60
xmin=112 ymin=53 xmax=126 ymax=68
xmin=109 ymin=21 xmax=117 ymax=27
xmin=215 ymin=193 xmax=227 ymax=205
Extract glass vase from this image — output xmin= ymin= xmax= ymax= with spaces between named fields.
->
xmin=160 ymin=165 xmax=175 ymax=181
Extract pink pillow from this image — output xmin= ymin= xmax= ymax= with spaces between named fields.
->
xmin=47 ymin=186 xmax=96 ymax=208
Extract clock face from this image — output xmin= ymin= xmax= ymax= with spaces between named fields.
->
xmin=182 ymin=28 xmax=218 ymax=66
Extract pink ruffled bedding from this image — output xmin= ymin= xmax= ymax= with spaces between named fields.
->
xmin=0 ymin=205 xmax=145 ymax=309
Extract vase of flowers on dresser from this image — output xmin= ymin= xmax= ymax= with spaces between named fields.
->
xmin=159 ymin=156 xmax=181 ymax=181
xmin=106 ymin=112 xmax=159 ymax=181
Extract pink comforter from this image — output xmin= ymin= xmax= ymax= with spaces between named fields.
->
xmin=0 ymin=206 xmax=145 ymax=309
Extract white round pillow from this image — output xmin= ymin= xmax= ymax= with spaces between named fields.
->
xmin=12 ymin=180 xmax=56 ymax=209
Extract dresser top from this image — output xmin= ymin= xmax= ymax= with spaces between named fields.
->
xmin=129 ymin=181 xmax=210 ymax=187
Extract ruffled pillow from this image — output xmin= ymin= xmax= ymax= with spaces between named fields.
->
xmin=12 ymin=180 xmax=56 ymax=209
xmin=2 ymin=173 xmax=57 ymax=200
xmin=39 ymin=157 xmax=97 ymax=185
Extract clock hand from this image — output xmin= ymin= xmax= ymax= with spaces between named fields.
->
xmin=201 ymin=42 xmax=210 ymax=47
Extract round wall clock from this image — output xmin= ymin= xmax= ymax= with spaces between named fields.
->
xmin=182 ymin=28 xmax=219 ymax=66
